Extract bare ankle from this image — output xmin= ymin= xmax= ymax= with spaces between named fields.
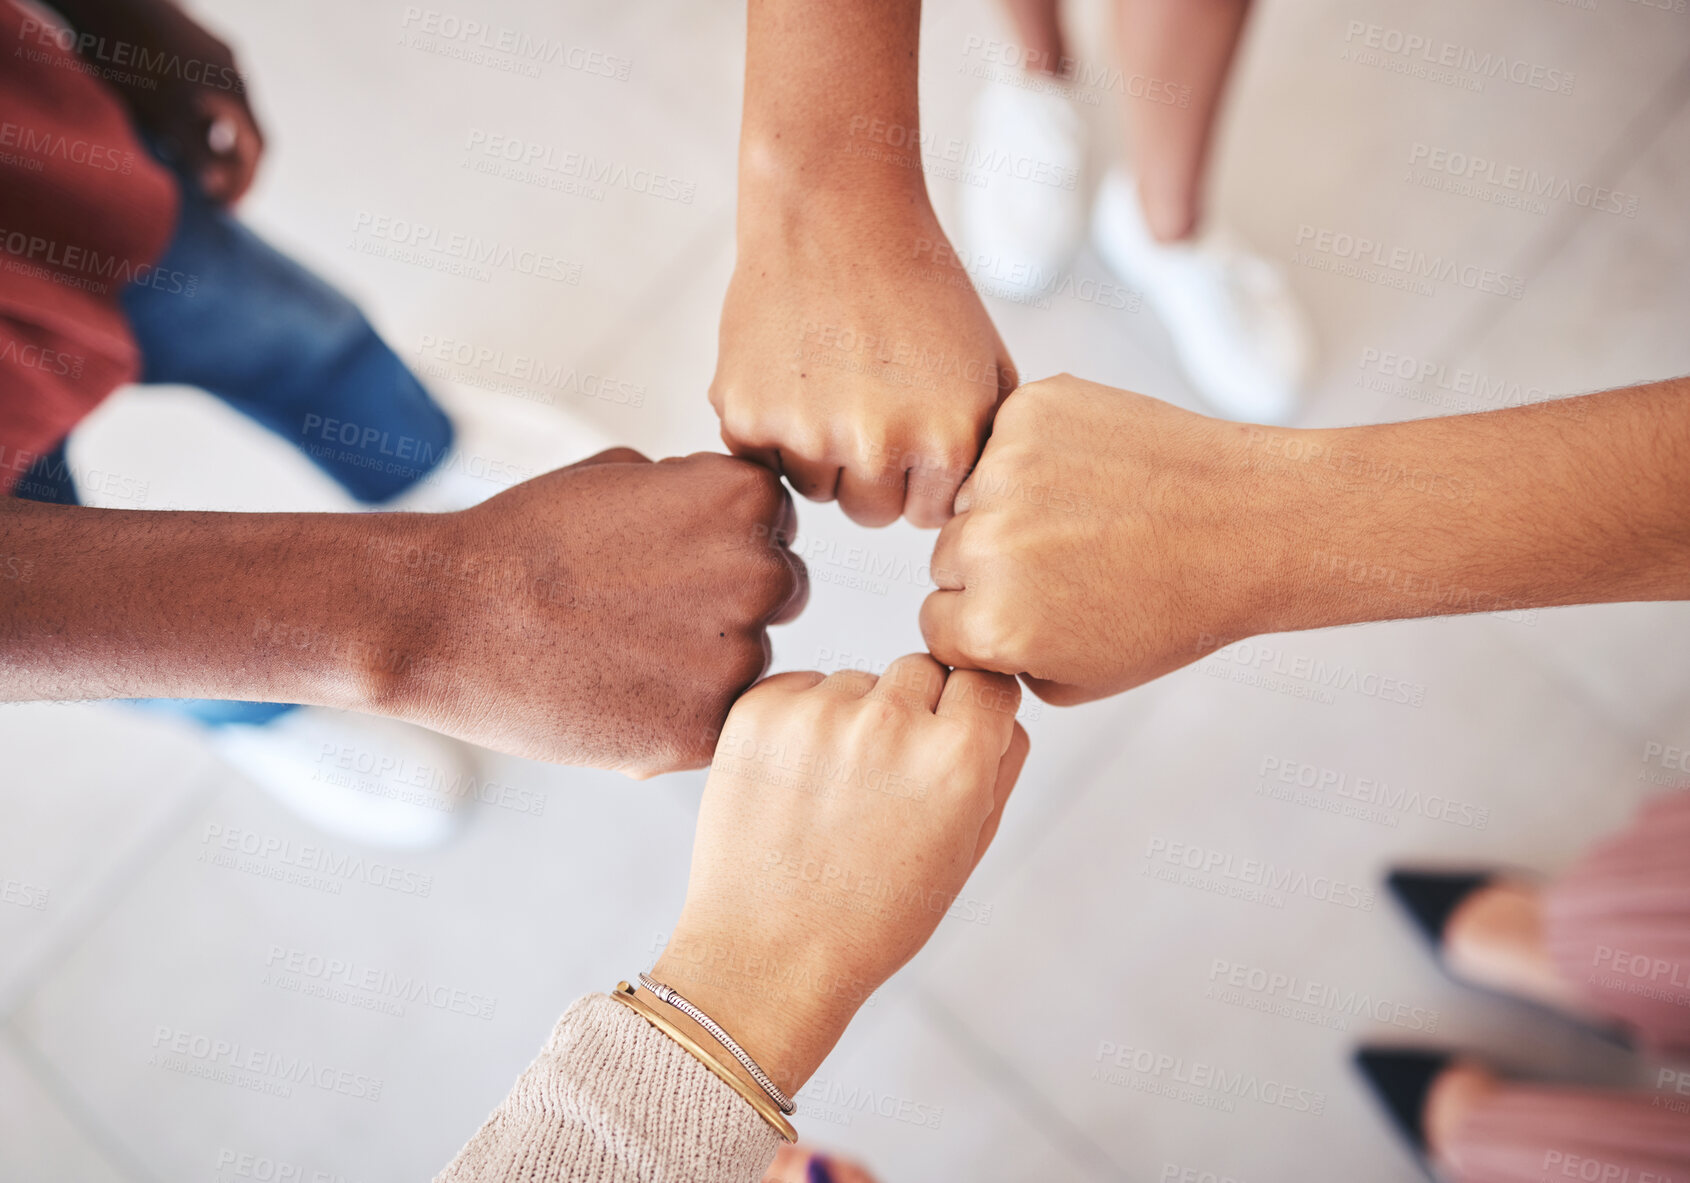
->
xmin=1136 ymin=185 xmax=1199 ymax=244
xmin=1425 ymin=1061 xmax=1501 ymax=1159
xmin=1444 ymin=880 xmax=1580 ymax=1010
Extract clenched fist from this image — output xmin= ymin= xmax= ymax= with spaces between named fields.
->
xmin=919 ymin=375 xmax=1297 ymax=705
xmin=711 ymin=184 xmax=1016 ymax=529
xmin=652 ymin=653 xmax=1029 ymax=1092
xmin=393 ymin=448 xmax=809 ymax=774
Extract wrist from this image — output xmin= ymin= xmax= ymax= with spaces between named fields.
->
xmin=328 ymin=511 xmax=460 ymax=719
xmin=1182 ymin=420 xmax=1333 ymax=644
xmin=739 ymin=121 xmax=931 ymax=212
xmin=651 ymin=924 xmax=861 ymax=1095
xmin=1226 ymin=419 xmax=1484 ymax=635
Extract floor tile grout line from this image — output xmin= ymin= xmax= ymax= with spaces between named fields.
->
xmin=0 ymin=762 xmax=227 ymax=1022
xmin=1 ymin=1019 xmax=159 ymax=1183
xmin=1431 ymin=55 xmax=1690 ymax=370
xmin=914 ymin=986 xmax=1131 ymax=1182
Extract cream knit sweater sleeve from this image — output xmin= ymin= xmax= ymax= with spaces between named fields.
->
xmin=435 ymin=993 xmax=782 ymax=1183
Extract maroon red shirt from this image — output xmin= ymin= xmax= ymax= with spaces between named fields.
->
xmin=0 ymin=0 xmax=177 ymax=491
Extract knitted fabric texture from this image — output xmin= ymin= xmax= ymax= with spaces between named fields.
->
xmin=435 ymin=993 xmax=781 ymax=1182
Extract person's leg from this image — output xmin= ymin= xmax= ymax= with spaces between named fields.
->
xmin=1442 ymin=880 xmax=1588 ymax=1014
xmin=1002 ymin=0 xmax=1066 ymax=75
xmin=1433 ymin=1069 xmax=1690 ymax=1182
xmin=13 ymin=439 xmax=80 ymax=506
xmin=961 ymin=0 xmax=1089 ymax=293
xmin=1089 ymin=0 xmax=1308 ymax=421
xmin=1357 ymin=1050 xmax=1690 ymax=1181
xmin=121 ymin=181 xmax=453 ymax=504
xmin=1112 ymin=0 xmax=1251 ymax=243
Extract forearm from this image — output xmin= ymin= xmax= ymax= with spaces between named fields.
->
xmin=0 ymin=501 xmax=431 ymax=709
xmin=1251 ymin=379 xmax=1690 ymax=632
xmin=740 ymin=0 xmax=925 ymax=198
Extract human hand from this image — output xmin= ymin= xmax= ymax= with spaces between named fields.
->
xmin=711 ymin=180 xmax=1015 ymax=528
xmin=919 ymin=374 xmax=1301 ymax=705
xmin=102 ymin=3 xmax=264 ymax=203
xmin=651 ymin=654 xmax=1029 ymax=1092
xmin=384 ymin=448 xmax=807 ymax=775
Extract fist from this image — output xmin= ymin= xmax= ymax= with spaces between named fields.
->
xmin=397 ymin=448 xmax=807 ymax=775
xmin=654 ymin=654 xmax=1029 ymax=1089
xmin=710 ymin=193 xmax=1015 ymax=528
xmin=920 ymin=374 xmax=1289 ymax=704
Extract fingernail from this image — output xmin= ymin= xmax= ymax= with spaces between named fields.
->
xmin=806 ymin=1156 xmax=834 ymax=1183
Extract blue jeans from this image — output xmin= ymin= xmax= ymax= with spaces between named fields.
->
xmin=14 ymin=180 xmax=453 ymax=727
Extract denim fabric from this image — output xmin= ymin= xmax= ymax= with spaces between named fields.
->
xmin=15 ymin=178 xmax=452 ymax=726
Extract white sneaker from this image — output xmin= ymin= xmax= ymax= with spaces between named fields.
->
xmin=210 ymin=707 xmax=477 ymax=849
xmin=1091 ymin=166 xmax=1312 ymax=423
xmin=959 ymin=80 xmax=1089 ymax=298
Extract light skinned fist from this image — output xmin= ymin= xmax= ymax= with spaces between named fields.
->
xmin=391 ymin=448 xmax=807 ymax=776
xmin=652 ymin=654 xmax=1029 ymax=1093
xmin=920 ymin=374 xmax=1301 ymax=705
xmin=710 ymin=183 xmax=1015 ymax=529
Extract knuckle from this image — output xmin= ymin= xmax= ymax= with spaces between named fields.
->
xmin=820 ymin=669 xmax=876 ymax=699
xmin=752 ymin=550 xmax=798 ymax=608
xmin=851 ymin=697 xmax=918 ymax=743
xmin=955 ymin=514 xmax=1003 ymax=565
xmin=926 ymin=433 xmax=980 ymax=479
xmin=733 ymin=457 xmax=786 ymax=506
xmin=959 ymin=600 xmax=1022 ymax=668
xmin=718 ymin=402 xmax=770 ymax=447
xmin=726 ymin=639 xmax=771 ymax=691
xmin=883 ymin=655 xmax=942 ymax=699
xmin=1001 ymin=382 xmax=1053 ymax=422
xmin=783 ymin=426 xmax=832 ymax=464
xmin=845 ymin=435 xmax=900 ymax=476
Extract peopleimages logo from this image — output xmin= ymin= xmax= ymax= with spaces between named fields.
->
xmin=1144 ymin=837 xmax=1377 ymax=911
xmin=1257 ymin=755 xmax=1491 ymax=830
xmin=1201 ymin=635 xmax=1429 ymax=709
xmin=796 ymin=1076 xmax=944 ymax=1130
xmin=1408 ymin=143 xmax=1638 ymax=217
xmin=14 ymin=15 xmax=246 ymax=92
xmin=1340 ymin=21 xmax=1575 ymax=96
xmin=198 ymin=823 xmax=434 ymax=897
xmin=1591 ymin=945 xmax=1690 ymax=999
xmin=1093 ymin=1041 xmax=1327 ymax=1115
xmin=0 ymin=227 xmax=199 ymax=296
xmin=150 ymin=1026 xmax=382 ymax=1101
xmin=349 ymin=211 xmax=582 ymax=284
xmin=1356 ymin=347 xmax=1547 ymax=406
xmin=0 ymin=121 xmax=135 ymax=173
xmin=263 ymin=946 xmax=498 ymax=1020
xmin=1207 ymin=958 xmax=1440 ymax=1032
xmin=399 ymin=8 xmax=633 ymax=80
xmin=1293 ymin=225 xmax=1525 ymax=299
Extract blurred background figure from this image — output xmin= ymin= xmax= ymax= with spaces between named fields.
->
xmin=1 ymin=0 xmax=486 ymax=848
xmin=961 ymin=0 xmax=1313 ymax=421
xmin=1387 ymin=792 xmax=1690 ymax=1056
xmin=1352 ymin=791 xmax=1690 ymax=1181
xmin=1355 ymin=1049 xmax=1690 ymax=1183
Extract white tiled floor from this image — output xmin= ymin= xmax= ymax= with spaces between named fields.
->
xmin=4 ymin=0 xmax=1689 ymax=1180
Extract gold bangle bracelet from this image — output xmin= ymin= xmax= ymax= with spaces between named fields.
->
xmin=610 ymin=982 xmax=798 ymax=1142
